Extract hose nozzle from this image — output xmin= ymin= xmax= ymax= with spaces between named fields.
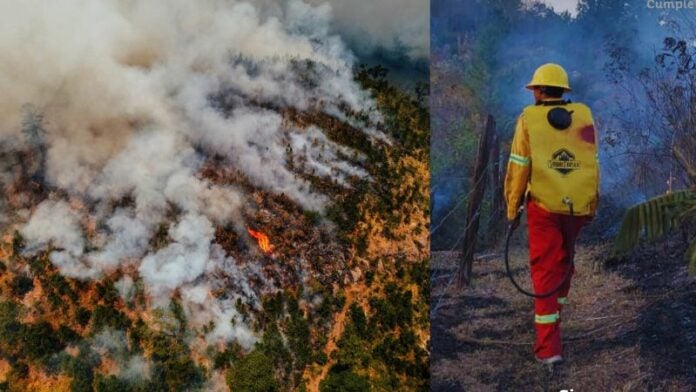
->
xmin=509 ymin=204 xmax=525 ymax=231
xmin=562 ymin=196 xmax=574 ymax=216
xmin=516 ymin=203 xmax=526 ymax=217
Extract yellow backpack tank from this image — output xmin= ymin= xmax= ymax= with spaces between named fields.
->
xmin=524 ymin=101 xmax=599 ymax=216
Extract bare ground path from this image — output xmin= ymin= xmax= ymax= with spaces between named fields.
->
xmin=430 ymin=239 xmax=696 ymax=391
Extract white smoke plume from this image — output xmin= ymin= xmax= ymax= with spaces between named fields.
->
xmin=289 ymin=125 xmax=369 ymax=186
xmin=2 ymin=0 xmax=382 ymax=348
xmin=139 ymin=213 xmax=216 ymax=300
xmin=115 ymin=275 xmax=135 ymax=302
xmin=21 ymin=200 xmax=87 ymax=277
xmin=314 ymin=0 xmax=430 ymax=60
xmin=91 ymin=329 xmax=152 ymax=382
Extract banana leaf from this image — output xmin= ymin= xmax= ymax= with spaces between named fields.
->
xmin=688 ymin=236 xmax=696 ymax=275
xmin=613 ymin=189 xmax=696 ymax=255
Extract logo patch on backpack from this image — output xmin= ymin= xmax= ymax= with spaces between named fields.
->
xmin=548 ymin=148 xmax=580 ymax=175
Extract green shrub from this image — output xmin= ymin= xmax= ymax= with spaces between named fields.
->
xmin=302 ymin=210 xmax=321 ymax=226
xmin=19 ymin=322 xmax=65 ymax=361
xmin=145 ymin=331 xmax=204 ymax=391
xmin=96 ymin=280 xmax=120 ymax=304
xmin=93 ymin=375 xmax=130 ymax=392
xmin=91 ymin=305 xmax=130 ymax=331
xmin=319 ymin=366 xmax=370 ymax=392
xmin=75 ymin=307 xmax=91 ymax=327
xmin=226 ymin=349 xmax=279 ymax=392
xmin=61 ymin=349 xmax=98 ymax=392
xmin=11 ymin=276 xmax=34 ymax=297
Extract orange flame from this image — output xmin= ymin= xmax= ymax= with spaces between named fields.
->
xmin=247 ymin=228 xmax=274 ymax=254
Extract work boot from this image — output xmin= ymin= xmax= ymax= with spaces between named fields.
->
xmin=535 ymin=354 xmax=563 ymax=365
xmin=537 ymin=354 xmax=563 ymax=376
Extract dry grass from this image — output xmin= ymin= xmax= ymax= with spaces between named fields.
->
xmin=430 ymin=241 xmax=695 ymax=391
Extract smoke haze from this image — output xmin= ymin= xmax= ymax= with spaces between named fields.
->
xmin=1 ymin=0 xmax=386 ymax=348
xmin=317 ymin=0 xmax=429 ymax=60
xmin=430 ymin=0 xmax=694 ymax=248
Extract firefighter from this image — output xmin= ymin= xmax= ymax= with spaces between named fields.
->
xmin=504 ymin=63 xmax=599 ymax=365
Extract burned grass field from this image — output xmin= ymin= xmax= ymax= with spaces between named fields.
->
xmin=430 ymin=235 xmax=696 ymax=391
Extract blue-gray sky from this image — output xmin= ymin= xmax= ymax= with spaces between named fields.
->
xmin=529 ymin=0 xmax=581 ymax=16
xmin=320 ymin=0 xmax=429 ymax=60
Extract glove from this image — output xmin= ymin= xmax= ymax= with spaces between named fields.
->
xmin=509 ymin=205 xmax=525 ymax=231
xmin=509 ymin=216 xmax=520 ymax=231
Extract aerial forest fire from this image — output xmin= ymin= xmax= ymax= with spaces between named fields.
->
xmin=0 ymin=0 xmax=429 ymax=390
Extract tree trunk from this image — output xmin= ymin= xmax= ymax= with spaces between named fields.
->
xmin=458 ymin=115 xmax=495 ymax=287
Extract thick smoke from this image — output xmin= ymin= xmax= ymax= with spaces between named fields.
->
xmin=139 ymin=213 xmax=216 ymax=300
xmin=2 ymin=0 xmax=382 ymax=348
xmin=314 ymin=0 xmax=429 ymax=60
xmin=21 ymin=200 xmax=86 ymax=277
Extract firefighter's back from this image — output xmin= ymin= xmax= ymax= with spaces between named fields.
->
xmin=524 ymin=101 xmax=599 ymax=216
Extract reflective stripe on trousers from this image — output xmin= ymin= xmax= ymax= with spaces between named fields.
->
xmin=527 ymin=200 xmax=587 ymax=359
xmin=535 ymin=312 xmax=559 ymax=324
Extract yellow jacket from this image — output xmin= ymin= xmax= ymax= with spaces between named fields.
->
xmin=504 ymin=100 xmax=599 ymax=220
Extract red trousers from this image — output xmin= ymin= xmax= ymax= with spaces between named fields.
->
xmin=526 ymin=200 xmax=587 ymax=359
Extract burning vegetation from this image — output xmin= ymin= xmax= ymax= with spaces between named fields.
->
xmin=247 ymin=229 xmax=275 ymax=255
xmin=0 ymin=1 xmax=429 ymax=390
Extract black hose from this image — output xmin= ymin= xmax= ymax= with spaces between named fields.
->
xmin=504 ymin=201 xmax=575 ymax=298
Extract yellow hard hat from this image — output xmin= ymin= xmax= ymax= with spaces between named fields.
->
xmin=526 ymin=63 xmax=571 ymax=91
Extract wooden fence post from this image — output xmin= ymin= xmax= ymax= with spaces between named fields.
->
xmin=458 ymin=115 xmax=495 ymax=287
xmin=488 ymin=131 xmax=504 ymax=245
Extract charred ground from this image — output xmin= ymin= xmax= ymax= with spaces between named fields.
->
xmin=430 ymin=231 xmax=696 ymax=391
